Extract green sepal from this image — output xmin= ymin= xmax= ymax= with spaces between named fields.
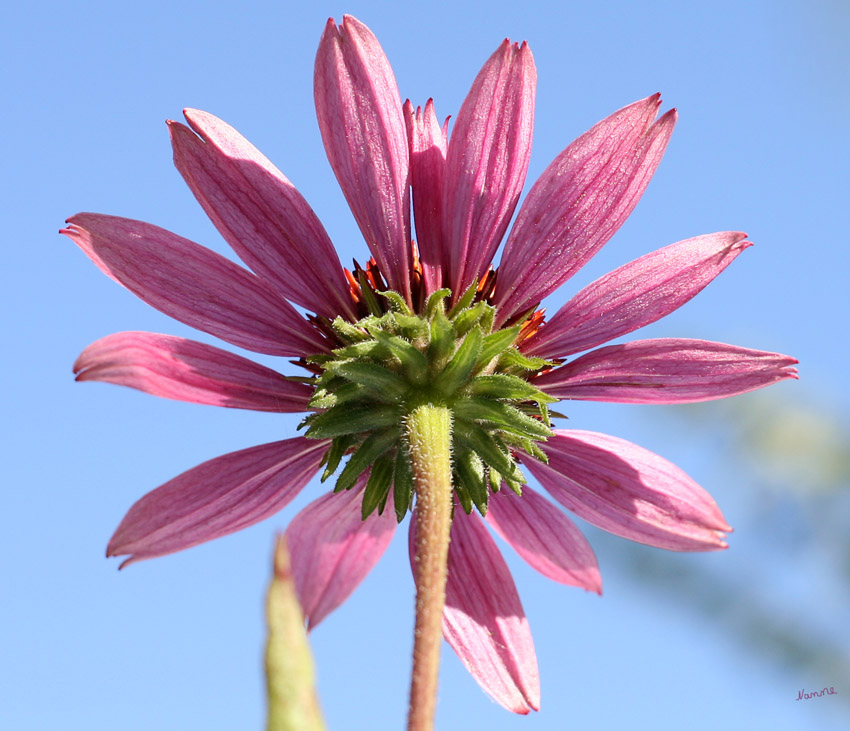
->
xmin=498 ymin=347 xmax=553 ymax=373
xmin=424 ymin=288 xmax=451 ymax=319
xmin=308 ymin=389 xmax=337 ymax=410
xmin=394 ymin=313 xmax=429 ymax=340
xmin=488 ymin=467 xmax=502 ymax=491
xmin=452 ymin=478 xmax=474 ymax=515
xmin=309 ymin=379 xmax=371 ymax=409
xmin=505 ymin=478 xmax=523 ymax=497
xmin=334 ymin=428 xmax=399 ymax=492
xmin=486 ymin=432 xmax=527 ymax=491
xmin=312 ymin=370 xmax=346 ymax=389
xmin=466 ymin=373 xmax=556 ymax=403
xmin=379 ymin=290 xmax=413 ymax=316
xmin=436 ymin=327 xmax=482 ymax=395
xmin=454 ymin=397 xmax=553 ymax=440
xmin=392 ymin=446 xmax=413 ymax=521
xmin=371 ymin=331 xmax=429 ymax=385
xmin=447 ymin=279 xmax=478 ymax=319
xmin=305 ymin=353 xmax=333 ymax=365
xmin=321 ymin=435 xmax=355 ymax=481
xmin=361 ymin=452 xmax=395 ymax=519
xmin=475 ymin=327 xmax=521 ymax=372
xmin=500 ymin=432 xmax=539 ymax=459
xmin=527 ymin=440 xmax=549 ymax=464
xmin=306 ymin=403 xmax=400 ymax=439
xmin=357 ymin=270 xmax=382 ymax=316
xmin=453 ymin=420 xmax=521 ymax=484
xmin=514 ymin=401 xmax=567 ymax=420
xmin=478 ymin=304 xmax=495 ymax=334
xmin=453 ymin=301 xmax=490 ymax=337
xmin=454 ymin=449 xmax=489 ymax=516
xmin=282 ymin=375 xmax=317 ymax=385
xmin=540 ymin=402 xmax=551 ymax=427
xmin=327 ymin=361 xmax=409 ymax=401
xmin=427 ymin=309 xmax=456 ymax=374
xmin=332 ymin=317 xmax=371 ymax=344
xmin=332 ymin=339 xmax=385 ymax=360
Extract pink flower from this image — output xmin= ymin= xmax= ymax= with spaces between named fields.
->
xmin=63 ymin=14 xmax=797 ymax=714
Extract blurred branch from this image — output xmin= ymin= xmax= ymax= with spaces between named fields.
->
xmin=602 ymin=391 xmax=850 ymax=701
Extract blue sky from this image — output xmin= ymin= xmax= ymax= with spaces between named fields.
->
xmin=3 ymin=0 xmax=849 ymax=729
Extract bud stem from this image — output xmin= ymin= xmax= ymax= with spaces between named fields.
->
xmin=406 ymin=404 xmax=453 ymax=731
xmin=266 ymin=536 xmax=325 ymax=731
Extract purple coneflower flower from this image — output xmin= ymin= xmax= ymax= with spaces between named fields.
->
xmin=63 ymin=14 xmax=796 ymax=714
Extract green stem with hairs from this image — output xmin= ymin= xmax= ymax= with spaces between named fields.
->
xmin=406 ymin=404 xmax=454 ymax=731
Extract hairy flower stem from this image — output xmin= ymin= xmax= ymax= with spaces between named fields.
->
xmin=406 ymin=404 xmax=453 ymax=731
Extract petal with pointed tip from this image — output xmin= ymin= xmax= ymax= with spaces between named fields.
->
xmin=535 ymin=339 xmax=799 ymax=403
xmin=74 ymin=331 xmax=313 ymax=411
xmin=495 ymin=95 xmax=676 ymax=324
xmin=526 ymin=232 xmax=751 ymax=358
xmin=107 ymin=437 xmax=327 ymax=567
xmin=286 ymin=473 xmax=396 ymax=630
xmin=314 ymin=15 xmax=411 ymax=300
xmin=525 ymin=430 xmax=730 ymax=551
xmin=404 ymin=98 xmax=448 ymax=295
xmin=170 ymin=109 xmax=355 ymax=320
xmin=486 ymin=485 xmax=601 ymax=593
xmin=409 ymin=508 xmax=540 ymax=713
xmin=444 ymin=40 xmax=536 ymax=297
xmin=62 ymin=213 xmax=327 ymax=356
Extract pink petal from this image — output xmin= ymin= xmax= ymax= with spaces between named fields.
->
xmin=444 ymin=40 xmax=536 ymax=298
xmin=108 ymin=437 xmax=328 ymax=567
xmin=409 ymin=508 xmax=540 ymax=713
xmin=404 ymin=98 xmax=449 ymax=295
xmin=525 ymin=430 xmax=731 ymax=551
xmin=286 ymin=474 xmax=397 ymax=630
xmin=495 ymin=95 xmax=676 ymax=325
xmin=526 ymin=232 xmax=752 ymax=358
xmin=62 ymin=213 xmax=328 ymax=357
xmin=169 ymin=110 xmax=356 ymax=320
xmin=535 ymin=338 xmax=799 ymax=404
xmin=73 ymin=331 xmax=313 ymax=412
xmin=485 ymin=485 xmax=601 ymax=594
xmin=314 ymin=15 xmax=412 ymax=301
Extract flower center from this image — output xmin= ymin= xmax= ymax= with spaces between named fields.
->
xmin=300 ymin=278 xmax=558 ymax=521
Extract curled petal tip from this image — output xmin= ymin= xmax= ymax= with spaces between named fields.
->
xmin=659 ymin=107 xmax=678 ymax=125
xmin=641 ymin=92 xmax=662 ymax=108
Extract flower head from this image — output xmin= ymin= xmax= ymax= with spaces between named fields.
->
xmin=64 ymin=14 xmax=797 ymax=713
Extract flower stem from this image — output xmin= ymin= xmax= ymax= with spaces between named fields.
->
xmin=406 ymin=404 xmax=453 ymax=731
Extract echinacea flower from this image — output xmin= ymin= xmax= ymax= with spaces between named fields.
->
xmin=64 ymin=14 xmax=797 ymax=714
